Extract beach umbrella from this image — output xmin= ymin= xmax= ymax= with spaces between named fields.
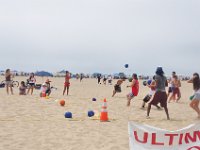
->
xmin=35 ymin=71 xmax=53 ymax=77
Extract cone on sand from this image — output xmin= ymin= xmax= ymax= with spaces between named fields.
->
xmin=100 ymin=98 xmax=108 ymax=122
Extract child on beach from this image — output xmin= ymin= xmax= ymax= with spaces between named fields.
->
xmin=63 ymin=71 xmax=70 ymax=95
xmin=112 ymin=78 xmax=125 ymax=97
xmin=27 ymin=73 xmax=36 ymax=95
xmin=19 ymin=81 xmax=26 ymax=95
xmin=126 ymin=74 xmax=139 ymax=106
xmin=40 ymin=83 xmax=47 ymax=97
xmin=147 ymin=67 xmax=170 ymax=120
xmin=141 ymin=76 xmax=160 ymax=109
xmin=168 ymin=75 xmax=181 ymax=103
xmin=187 ymin=73 xmax=200 ymax=118
xmin=5 ymin=69 xmax=13 ymax=95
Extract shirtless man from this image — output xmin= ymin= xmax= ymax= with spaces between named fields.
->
xmin=112 ymin=78 xmax=125 ymax=97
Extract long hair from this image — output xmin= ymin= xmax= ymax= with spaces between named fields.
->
xmin=5 ymin=69 xmax=10 ymax=74
xmin=193 ymin=73 xmax=200 ymax=91
xmin=29 ymin=73 xmax=34 ymax=80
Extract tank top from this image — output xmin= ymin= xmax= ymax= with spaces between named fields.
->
xmin=29 ymin=77 xmax=36 ymax=84
xmin=6 ymin=74 xmax=11 ymax=81
xmin=65 ymin=75 xmax=70 ymax=82
xmin=132 ymin=79 xmax=139 ymax=96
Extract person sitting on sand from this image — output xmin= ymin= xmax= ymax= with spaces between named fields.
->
xmin=126 ymin=74 xmax=139 ymax=106
xmin=112 ymin=78 xmax=126 ymax=97
xmin=187 ymin=73 xmax=200 ymax=118
xmin=63 ymin=71 xmax=70 ymax=95
xmin=141 ymin=76 xmax=160 ymax=109
xmin=168 ymin=75 xmax=181 ymax=103
xmin=147 ymin=67 xmax=170 ymax=120
xmin=19 ymin=81 xmax=26 ymax=95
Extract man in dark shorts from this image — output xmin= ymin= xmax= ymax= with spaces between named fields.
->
xmin=147 ymin=67 xmax=170 ymax=120
xmin=112 ymin=78 xmax=125 ymax=97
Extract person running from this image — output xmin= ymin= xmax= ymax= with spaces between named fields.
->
xmin=168 ymin=75 xmax=181 ymax=103
xmin=141 ymin=76 xmax=161 ymax=109
xmin=5 ymin=69 xmax=13 ymax=95
xmin=27 ymin=73 xmax=36 ymax=95
xmin=112 ymin=78 xmax=125 ymax=97
xmin=147 ymin=67 xmax=170 ymax=120
xmin=126 ymin=74 xmax=139 ymax=107
xmin=63 ymin=71 xmax=70 ymax=95
xmin=188 ymin=73 xmax=200 ymax=118
xmin=19 ymin=81 xmax=26 ymax=95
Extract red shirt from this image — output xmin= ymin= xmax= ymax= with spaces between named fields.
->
xmin=132 ymin=79 xmax=139 ymax=96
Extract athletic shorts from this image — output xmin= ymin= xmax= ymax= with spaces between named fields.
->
xmin=168 ymin=87 xmax=173 ymax=93
xmin=143 ymin=94 xmax=152 ymax=103
xmin=64 ymin=82 xmax=70 ymax=87
xmin=149 ymin=91 xmax=167 ymax=107
xmin=114 ymin=85 xmax=121 ymax=92
xmin=193 ymin=91 xmax=200 ymax=100
xmin=127 ymin=92 xmax=135 ymax=98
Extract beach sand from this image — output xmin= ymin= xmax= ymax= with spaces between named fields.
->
xmin=0 ymin=76 xmax=199 ymax=150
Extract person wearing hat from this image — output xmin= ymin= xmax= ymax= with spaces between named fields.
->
xmin=45 ymin=79 xmax=51 ymax=96
xmin=147 ymin=67 xmax=170 ymax=120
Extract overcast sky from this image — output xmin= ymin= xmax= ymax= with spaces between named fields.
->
xmin=0 ymin=0 xmax=200 ymax=75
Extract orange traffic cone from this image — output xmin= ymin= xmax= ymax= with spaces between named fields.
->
xmin=100 ymin=98 xmax=108 ymax=122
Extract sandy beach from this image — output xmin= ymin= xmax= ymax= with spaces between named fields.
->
xmin=0 ymin=76 xmax=199 ymax=150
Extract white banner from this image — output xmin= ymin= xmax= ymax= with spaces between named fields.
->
xmin=128 ymin=122 xmax=200 ymax=150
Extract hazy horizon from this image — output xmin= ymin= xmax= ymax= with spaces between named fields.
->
xmin=0 ymin=0 xmax=200 ymax=76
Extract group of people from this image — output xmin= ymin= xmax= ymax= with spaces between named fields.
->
xmin=111 ymin=67 xmax=200 ymax=120
xmin=4 ymin=70 xmax=52 ymax=97
xmin=3 ymin=68 xmax=200 ymax=119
